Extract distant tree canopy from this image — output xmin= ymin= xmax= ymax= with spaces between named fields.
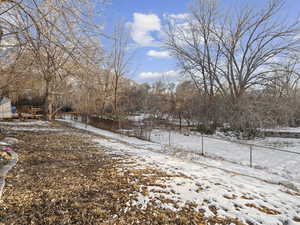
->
xmin=0 ymin=0 xmax=300 ymax=131
xmin=161 ymin=0 xmax=300 ymax=129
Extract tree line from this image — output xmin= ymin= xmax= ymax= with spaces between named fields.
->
xmin=1 ymin=0 xmax=300 ymax=133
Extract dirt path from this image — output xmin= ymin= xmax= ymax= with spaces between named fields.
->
xmin=0 ymin=121 xmax=243 ymax=225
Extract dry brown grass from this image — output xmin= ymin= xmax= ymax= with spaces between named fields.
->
xmin=245 ymin=203 xmax=281 ymax=215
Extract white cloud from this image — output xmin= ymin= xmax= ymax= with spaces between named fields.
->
xmin=139 ymin=70 xmax=179 ymax=79
xmin=129 ymin=13 xmax=161 ymax=46
xmin=163 ymin=13 xmax=190 ymax=20
xmin=147 ymin=50 xmax=170 ymax=58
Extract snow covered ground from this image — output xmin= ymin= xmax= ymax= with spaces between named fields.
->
xmin=0 ymin=121 xmax=49 ymax=126
xmin=0 ymin=121 xmax=65 ymax=132
xmin=150 ymin=130 xmax=300 ymax=186
xmin=58 ymin=119 xmax=300 ymax=225
xmin=248 ymin=137 xmax=300 ymax=152
xmin=262 ymin=127 xmax=300 ymax=133
xmin=57 ymin=119 xmax=300 ymax=190
xmin=127 ymin=113 xmax=151 ymax=121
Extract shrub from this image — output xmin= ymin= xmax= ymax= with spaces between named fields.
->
xmin=192 ymin=124 xmax=216 ymax=135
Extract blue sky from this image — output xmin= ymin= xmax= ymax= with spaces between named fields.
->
xmin=102 ymin=0 xmax=300 ymax=84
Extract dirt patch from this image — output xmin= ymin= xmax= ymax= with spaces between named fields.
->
xmin=293 ymin=216 xmax=300 ymax=222
xmin=279 ymin=188 xmax=300 ymax=196
xmin=245 ymin=203 xmax=281 ymax=215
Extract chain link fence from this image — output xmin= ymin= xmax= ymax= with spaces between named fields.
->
xmin=150 ymin=130 xmax=300 ymax=177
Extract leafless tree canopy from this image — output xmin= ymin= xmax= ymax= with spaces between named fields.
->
xmin=0 ymin=0 xmax=107 ymax=119
xmin=165 ymin=0 xmax=300 ymax=101
xmin=1 ymin=0 xmax=300 ymax=134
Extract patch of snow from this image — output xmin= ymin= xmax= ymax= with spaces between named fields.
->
xmin=262 ymin=127 xmax=300 ymax=133
xmin=247 ymin=137 xmax=300 ymax=151
xmin=57 ymin=119 xmax=161 ymax=149
xmin=127 ymin=113 xmax=151 ymax=122
xmin=8 ymin=127 xmax=63 ymax=132
xmin=0 ymin=121 xmax=49 ymax=126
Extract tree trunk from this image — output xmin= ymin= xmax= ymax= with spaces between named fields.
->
xmin=113 ymin=76 xmax=119 ymax=119
xmin=48 ymin=97 xmax=53 ymax=120
xmin=178 ymin=112 xmax=182 ymax=132
xmin=43 ymin=80 xmax=53 ymax=120
xmin=43 ymin=80 xmax=50 ymax=119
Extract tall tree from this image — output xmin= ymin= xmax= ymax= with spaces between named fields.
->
xmin=109 ymin=23 xmax=132 ymax=120
xmin=165 ymin=0 xmax=300 ymax=102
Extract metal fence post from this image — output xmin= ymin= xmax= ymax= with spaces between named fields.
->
xmin=201 ymin=133 xmax=204 ymax=156
xmin=249 ymin=145 xmax=253 ymax=168
xmin=168 ymin=129 xmax=171 ymax=146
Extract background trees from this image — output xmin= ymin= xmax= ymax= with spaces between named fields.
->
xmin=1 ymin=0 xmax=300 ymax=135
xmin=165 ymin=0 xmax=300 ymax=130
xmin=0 ymin=0 xmax=107 ymax=119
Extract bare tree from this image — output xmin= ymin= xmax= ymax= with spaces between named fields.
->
xmin=109 ymin=23 xmax=133 ymax=120
xmin=165 ymin=0 xmax=300 ymax=102
xmin=0 ymin=0 xmax=106 ymax=119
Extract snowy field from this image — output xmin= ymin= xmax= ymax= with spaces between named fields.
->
xmin=150 ymin=130 xmax=300 ymax=186
xmin=262 ymin=127 xmax=300 ymax=133
xmin=57 ymin=119 xmax=300 ymax=225
xmin=57 ymin=119 xmax=300 ymax=190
